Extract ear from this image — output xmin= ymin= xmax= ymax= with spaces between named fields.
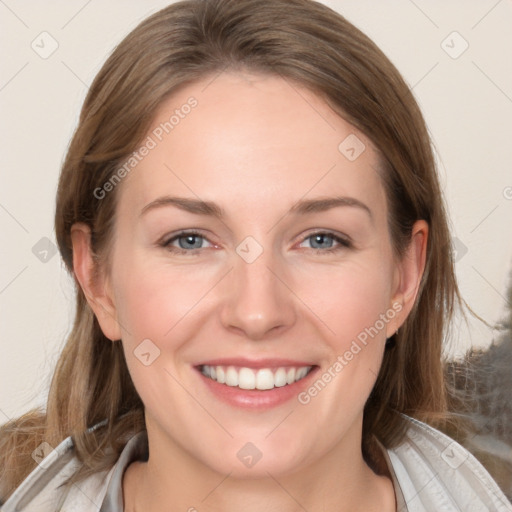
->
xmin=387 ymin=220 xmax=428 ymax=337
xmin=70 ymin=223 xmax=122 ymax=341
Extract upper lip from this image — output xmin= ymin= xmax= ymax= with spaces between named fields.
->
xmin=195 ymin=358 xmax=316 ymax=369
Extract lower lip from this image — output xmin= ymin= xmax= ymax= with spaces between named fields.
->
xmin=196 ymin=367 xmax=319 ymax=410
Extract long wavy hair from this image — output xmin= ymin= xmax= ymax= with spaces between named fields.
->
xmin=0 ymin=0 xmax=465 ymax=500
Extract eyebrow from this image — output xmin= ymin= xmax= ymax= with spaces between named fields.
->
xmin=139 ymin=195 xmax=372 ymax=220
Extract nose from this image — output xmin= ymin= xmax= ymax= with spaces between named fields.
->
xmin=219 ymin=247 xmax=297 ymax=340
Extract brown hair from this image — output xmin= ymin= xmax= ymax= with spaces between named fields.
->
xmin=0 ymin=0 xmax=465 ymax=500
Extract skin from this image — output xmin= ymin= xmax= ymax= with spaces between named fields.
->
xmin=72 ymin=71 xmax=427 ymax=512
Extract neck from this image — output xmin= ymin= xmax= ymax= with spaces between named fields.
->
xmin=122 ymin=419 xmax=396 ymax=512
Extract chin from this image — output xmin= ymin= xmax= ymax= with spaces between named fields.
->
xmin=200 ymin=438 xmax=311 ymax=480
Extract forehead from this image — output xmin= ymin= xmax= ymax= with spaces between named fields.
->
xmin=117 ymin=71 xmax=386 ymax=221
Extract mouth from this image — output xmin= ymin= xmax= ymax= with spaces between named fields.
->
xmin=199 ymin=364 xmax=315 ymax=390
xmin=194 ymin=360 xmax=319 ymax=409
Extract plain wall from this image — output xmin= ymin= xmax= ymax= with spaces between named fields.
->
xmin=1 ymin=0 xmax=511 ymax=421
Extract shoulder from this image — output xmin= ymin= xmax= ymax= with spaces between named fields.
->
xmin=1 ymin=436 xmax=114 ymax=512
xmin=386 ymin=414 xmax=512 ymax=511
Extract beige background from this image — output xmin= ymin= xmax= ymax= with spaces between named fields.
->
xmin=1 ymin=0 xmax=511 ymax=421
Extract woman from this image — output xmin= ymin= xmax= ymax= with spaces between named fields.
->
xmin=1 ymin=0 xmax=510 ymax=510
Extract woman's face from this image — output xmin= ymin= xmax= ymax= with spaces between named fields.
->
xmin=87 ymin=72 xmax=423 ymax=477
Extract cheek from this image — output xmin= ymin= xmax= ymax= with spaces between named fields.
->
xmin=296 ymin=258 xmax=394 ymax=346
xmin=112 ymin=251 xmax=220 ymax=344
xmin=294 ymin=256 xmax=395 ymax=412
xmin=111 ymin=256 xmax=214 ymax=418
xmin=292 ymin=265 xmax=393 ymax=426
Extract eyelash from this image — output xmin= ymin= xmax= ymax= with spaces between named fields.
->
xmin=161 ymin=230 xmax=352 ymax=255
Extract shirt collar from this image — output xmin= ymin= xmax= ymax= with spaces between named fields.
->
xmin=99 ymin=431 xmax=148 ymax=512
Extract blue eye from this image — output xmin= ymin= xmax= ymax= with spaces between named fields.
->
xmin=299 ymin=232 xmax=351 ymax=252
xmin=163 ymin=231 xmax=211 ymax=253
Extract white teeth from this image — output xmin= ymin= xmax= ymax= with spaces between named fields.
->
xmin=255 ymin=369 xmax=274 ymax=390
xmin=201 ymin=365 xmax=313 ymax=390
xmin=238 ymin=368 xmax=256 ymax=390
xmin=296 ymin=367 xmax=308 ymax=380
xmin=216 ymin=366 xmax=226 ymax=384
xmin=274 ymin=368 xmax=288 ymax=387
xmin=226 ymin=367 xmax=238 ymax=386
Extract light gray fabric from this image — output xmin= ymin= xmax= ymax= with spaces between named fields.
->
xmin=386 ymin=416 xmax=511 ymax=511
xmin=2 ymin=415 xmax=511 ymax=511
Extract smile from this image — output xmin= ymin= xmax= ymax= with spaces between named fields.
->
xmin=200 ymin=364 xmax=314 ymax=390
